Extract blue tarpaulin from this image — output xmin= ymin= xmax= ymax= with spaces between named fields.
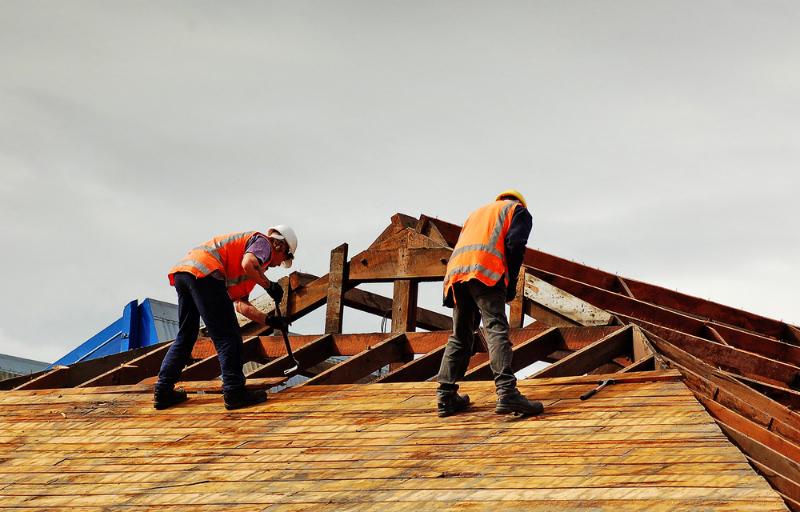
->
xmin=49 ymin=299 xmax=179 ymax=368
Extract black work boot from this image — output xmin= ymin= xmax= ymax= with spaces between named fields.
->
xmin=496 ymin=390 xmax=543 ymax=416
xmin=223 ymin=388 xmax=267 ymax=410
xmin=437 ymin=391 xmax=471 ymax=418
xmin=153 ymin=388 xmax=188 ymax=410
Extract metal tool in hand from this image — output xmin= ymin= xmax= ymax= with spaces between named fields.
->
xmin=274 ymin=304 xmax=300 ymax=376
xmin=580 ymin=379 xmax=616 ymax=400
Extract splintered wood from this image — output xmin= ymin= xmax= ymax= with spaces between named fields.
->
xmin=0 ymin=371 xmax=787 ymax=511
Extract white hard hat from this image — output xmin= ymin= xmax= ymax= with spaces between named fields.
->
xmin=267 ymin=225 xmax=298 ymax=268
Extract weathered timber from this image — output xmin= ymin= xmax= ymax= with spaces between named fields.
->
xmin=464 ymin=328 xmax=561 ymax=380
xmin=324 ymin=243 xmax=348 ymax=334
xmin=343 ymin=287 xmax=451 ymax=331
xmin=303 ymin=334 xmax=412 ymax=386
xmin=523 ymin=300 xmax=579 ymax=327
xmin=17 ymin=343 xmax=170 ymax=390
xmin=530 ymin=326 xmax=631 ymax=379
xmin=621 ymin=355 xmax=656 ymax=373
xmin=615 ymin=275 xmax=635 ymax=298
xmin=247 ymin=335 xmax=335 ymax=378
xmin=648 ymin=330 xmax=800 ymax=438
xmin=425 ymin=216 xmax=794 ymax=340
xmin=705 ymin=324 xmax=729 ymax=345
xmin=509 ymin=268 xmax=526 ymax=328
xmin=627 ymin=316 xmax=800 ymax=390
xmin=177 ymin=337 xmax=266 ymax=382
xmin=528 ymin=267 xmax=800 ymax=367
xmin=391 ymin=279 xmax=418 ymax=332
xmin=524 ymin=273 xmax=614 ymax=326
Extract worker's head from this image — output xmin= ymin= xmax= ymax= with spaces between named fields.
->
xmin=266 ymin=225 xmax=298 ymax=269
xmin=495 ymin=189 xmax=527 ymax=208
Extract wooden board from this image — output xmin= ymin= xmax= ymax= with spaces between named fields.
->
xmin=0 ymin=372 xmax=786 ymax=510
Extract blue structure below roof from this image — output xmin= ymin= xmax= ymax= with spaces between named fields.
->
xmin=49 ymin=299 xmax=179 ymax=368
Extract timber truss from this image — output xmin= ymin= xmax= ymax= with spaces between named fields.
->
xmin=3 ymin=213 xmax=800 ymax=510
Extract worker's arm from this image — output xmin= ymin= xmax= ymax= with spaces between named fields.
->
xmin=242 ymin=252 xmax=271 ymax=288
xmin=235 ymin=298 xmax=270 ymax=325
xmin=504 ymin=205 xmax=533 ymax=301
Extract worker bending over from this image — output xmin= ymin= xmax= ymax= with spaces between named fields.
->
xmin=437 ymin=190 xmax=543 ymax=417
xmin=154 ymin=226 xmax=297 ymax=410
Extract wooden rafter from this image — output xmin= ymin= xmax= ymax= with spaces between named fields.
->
xmin=303 ymin=333 xmax=412 ymax=386
xmin=247 ymin=335 xmax=335 ymax=379
xmin=324 ymin=243 xmax=348 ymax=334
xmin=530 ymin=326 xmax=631 ymax=379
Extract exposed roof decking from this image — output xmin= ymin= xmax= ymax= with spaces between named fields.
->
xmin=0 ymin=371 xmax=787 ymax=511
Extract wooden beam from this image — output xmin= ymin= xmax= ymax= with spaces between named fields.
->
xmin=627 ymin=315 xmax=800 ymax=390
xmin=348 ymin=246 xmax=450 ymax=283
xmin=391 ymin=279 xmax=418 ymax=332
xmin=631 ymin=325 xmax=654 ymax=361
xmin=427 ymin=215 xmax=794 ymax=339
xmin=247 ymin=335 xmax=335 ymax=378
xmin=17 ymin=343 xmax=170 ymax=390
xmin=713 ymin=413 xmax=800 ymax=505
xmin=325 ymin=243 xmax=349 ymax=334
xmin=735 ymin=375 xmax=800 ymax=411
xmin=303 ymin=333 xmax=412 ymax=386
xmin=464 ymin=327 xmax=561 ymax=381
xmin=787 ymin=325 xmax=800 ymax=346
xmin=532 ymin=268 xmax=800 ymax=367
xmin=646 ymin=329 xmax=800 ymax=444
xmin=620 ymin=355 xmax=655 ymax=373
xmin=748 ymin=458 xmax=800 ymax=511
xmin=523 ymin=273 xmax=613 ymax=326
xmin=523 ymin=300 xmax=578 ymax=327
xmin=343 ymin=287 xmax=451 ymax=331
xmin=368 ymin=214 xmax=418 ymax=249
xmin=704 ymin=323 xmax=729 ymax=345
xmin=530 ymin=326 xmax=631 ymax=379
xmin=177 ymin=336 xmax=266 ymax=382
xmin=616 ymin=275 xmax=635 ymax=298
xmin=508 ymin=268 xmax=526 ymax=328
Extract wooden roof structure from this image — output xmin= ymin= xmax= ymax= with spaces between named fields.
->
xmin=2 ymin=213 xmax=799 ymax=510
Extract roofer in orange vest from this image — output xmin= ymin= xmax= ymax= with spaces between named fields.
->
xmin=437 ymin=191 xmax=543 ymax=417
xmin=154 ymin=226 xmax=298 ymax=410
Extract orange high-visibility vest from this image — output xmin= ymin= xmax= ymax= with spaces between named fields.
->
xmin=443 ymin=200 xmax=518 ymax=301
xmin=168 ymin=231 xmax=268 ymax=301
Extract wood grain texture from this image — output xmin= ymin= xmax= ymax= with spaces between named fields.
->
xmin=0 ymin=372 xmax=786 ymax=511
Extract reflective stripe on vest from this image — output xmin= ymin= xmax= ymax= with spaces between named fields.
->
xmin=443 ymin=200 xmax=517 ymax=300
xmin=168 ymin=231 xmax=266 ymax=301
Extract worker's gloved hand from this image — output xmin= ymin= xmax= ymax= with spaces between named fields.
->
xmin=265 ymin=315 xmax=289 ymax=332
xmin=265 ymin=281 xmax=284 ymax=303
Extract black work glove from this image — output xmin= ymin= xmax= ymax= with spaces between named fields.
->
xmin=265 ymin=281 xmax=284 ymax=303
xmin=505 ymin=280 xmax=517 ymax=302
xmin=265 ymin=315 xmax=289 ymax=331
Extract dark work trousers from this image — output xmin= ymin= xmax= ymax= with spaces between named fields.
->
xmin=436 ymin=280 xmax=517 ymax=396
xmin=156 ymin=272 xmax=246 ymax=394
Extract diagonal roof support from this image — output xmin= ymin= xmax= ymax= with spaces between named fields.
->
xmin=247 ymin=334 xmax=334 ymax=379
xmin=529 ymin=326 xmax=632 ymax=379
xmin=303 ymin=333 xmax=412 ymax=386
xmin=628 ymin=316 xmax=800 ymax=390
xmin=464 ymin=327 xmax=561 ymax=381
xmin=324 ymin=244 xmax=348 ymax=334
xmin=16 ymin=343 xmax=170 ymax=390
xmin=177 ymin=336 xmax=266 ymax=382
xmin=530 ymin=267 xmax=800 ymax=366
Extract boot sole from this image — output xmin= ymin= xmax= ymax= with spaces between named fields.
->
xmin=495 ymin=404 xmax=544 ymax=416
xmin=224 ymin=395 xmax=268 ymax=410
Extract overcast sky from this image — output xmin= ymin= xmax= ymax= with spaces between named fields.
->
xmin=1 ymin=1 xmax=798 ymax=363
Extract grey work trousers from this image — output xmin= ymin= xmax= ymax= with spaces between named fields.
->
xmin=436 ymin=280 xmax=517 ymax=396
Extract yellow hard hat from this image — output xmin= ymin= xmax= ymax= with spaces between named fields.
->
xmin=495 ymin=189 xmax=527 ymax=208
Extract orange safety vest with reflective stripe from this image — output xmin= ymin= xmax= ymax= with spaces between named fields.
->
xmin=443 ymin=200 xmax=518 ymax=302
xmin=168 ymin=231 xmax=268 ymax=301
